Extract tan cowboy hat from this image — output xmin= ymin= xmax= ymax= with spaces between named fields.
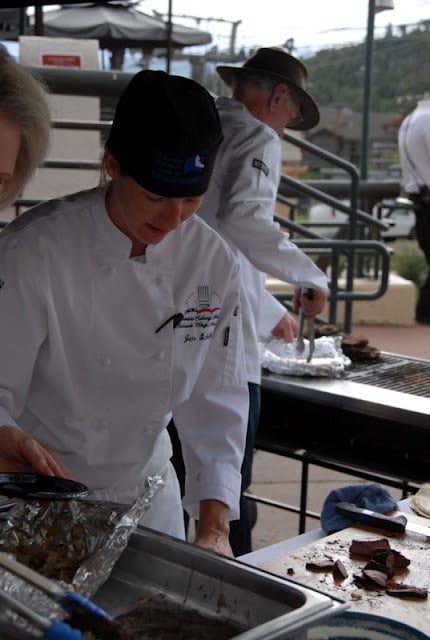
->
xmin=216 ymin=47 xmax=320 ymax=131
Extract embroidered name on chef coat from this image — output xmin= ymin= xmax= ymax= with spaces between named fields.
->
xmin=252 ymin=158 xmax=269 ymax=177
xmin=181 ymin=285 xmax=222 ymax=344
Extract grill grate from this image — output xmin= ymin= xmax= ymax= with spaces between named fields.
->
xmin=347 ymin=354 xmax=430 ymax=398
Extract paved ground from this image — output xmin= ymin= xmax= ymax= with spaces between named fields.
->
xmin=249 ymin=321 xmax=430 ymax=551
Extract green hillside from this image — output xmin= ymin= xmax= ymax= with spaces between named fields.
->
xmin=304 ymin=24 xmax=430 ymax=113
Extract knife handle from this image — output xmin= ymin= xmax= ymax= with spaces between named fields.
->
xmin=336 ymin=502 xmax=407 ymax=533
xmin=302 ymin=288 xmax=314 ymax=300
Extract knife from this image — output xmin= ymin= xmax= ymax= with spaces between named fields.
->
xmin=336 ymin=501 xmax=430 ymax=538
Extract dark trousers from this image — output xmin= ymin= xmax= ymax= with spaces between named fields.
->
xmin=413 ymin=204 xmax=430 ymax=322
xmin=167 ymin=382 xmax=261 ymax=557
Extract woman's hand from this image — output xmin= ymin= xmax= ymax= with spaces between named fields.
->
xmin=0 ymin=425 xmax=73 ymax=478
xmin=270 ymin=312 xmax=298 ymax=342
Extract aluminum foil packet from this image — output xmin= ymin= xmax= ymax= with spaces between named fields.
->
xmin=259 ymin=335 xmax=351 ymax=378
xmin=0 ymin=475 xmax=164 ymax=635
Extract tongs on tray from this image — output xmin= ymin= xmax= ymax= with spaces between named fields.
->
xmin=0 ymin=551 xmax=112 ymax=639
xmin=296 ymin=288 xmax=315 ymax=363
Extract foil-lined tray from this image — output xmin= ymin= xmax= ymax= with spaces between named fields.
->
xmin=0 ymin=521 xmax=348 ymax=639
xmin=259 ymin=335 xmax=351 ymax=378
xmin=0 ymin=475 xmax=164 ymax=637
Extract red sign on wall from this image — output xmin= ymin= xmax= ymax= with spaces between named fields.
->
xmin=41 ymin=53 xmax=82 ymax=68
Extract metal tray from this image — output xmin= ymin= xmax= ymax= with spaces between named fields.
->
xmin=90 ymin=526 xmax=347 ymax=639
xmin=0 ymin=525 xmax=347 ymax=639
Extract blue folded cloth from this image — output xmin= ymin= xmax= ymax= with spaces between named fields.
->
xmin=320 ymin=483 xmax=397 ymax=534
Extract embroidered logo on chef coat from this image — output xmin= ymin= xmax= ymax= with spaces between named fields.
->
xmin=179 ymin=285 xmax=222 ymax=343
xmin=252 ymin=158 xmax=269 ymax=177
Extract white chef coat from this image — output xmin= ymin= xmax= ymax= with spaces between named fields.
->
xmin=398 ymin=98 xmax=430 ymax=195
xmin=0 ymin=186 xmax=249 ymax=536
xmin=198 ymin=97 xmax=328 ymax=383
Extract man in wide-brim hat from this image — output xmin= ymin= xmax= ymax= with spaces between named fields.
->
xmin=168 ymin=47 xmax=329 ymax=557
xmin=216 ymin=46 xmax=320 ymax=131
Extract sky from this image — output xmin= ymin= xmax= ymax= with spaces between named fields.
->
xmin=137 ymin=0 xmax=430 ymax=57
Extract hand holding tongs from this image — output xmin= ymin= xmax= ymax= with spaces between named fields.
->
xmin=296 ymin=288 xmax=315 ymax=363
xmin=0 ymin=551 xmax=112 ymax=639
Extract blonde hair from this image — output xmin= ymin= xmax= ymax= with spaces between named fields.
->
xmin=0 ymin=45 xmax=51 ymax=208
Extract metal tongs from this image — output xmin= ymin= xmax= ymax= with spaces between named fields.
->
xmin=0 ymin=552 xmax=112 ymax=639
xmin=296 ymin=288 xmax=315 ymax=363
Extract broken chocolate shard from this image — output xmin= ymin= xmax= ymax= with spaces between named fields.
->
xmin=362 ymin=569 xmax=388 ymax=588
xmin=305 ymin=560 xmax=335 ymax=572
xmin=349 ymin=538 xmax=391 ymax=558
xmin=332 ymin=559 xmax=348 ymax=580
xmin=385 ymin=583 xmax=428 ymax=599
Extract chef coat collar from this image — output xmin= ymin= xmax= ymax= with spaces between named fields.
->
xmin=92 ymin=185 xmax=174 ymax=269
xmin=92 ymin=185 xmax=135 ymax=260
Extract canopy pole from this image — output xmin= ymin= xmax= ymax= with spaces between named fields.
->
xmin=34 ymin=4 xmax=43 ymax=35
xmin=166 ymin=0 xmax=172 ymax=73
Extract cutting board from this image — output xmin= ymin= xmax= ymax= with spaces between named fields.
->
xmin=259 ymin=511 xmax=430 ymax=633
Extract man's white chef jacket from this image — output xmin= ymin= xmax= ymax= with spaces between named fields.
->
xmin=0 ymin=186 xmax=248 ymax=534
xmin=198 ymin=97 xmax=328 ymax=383
xmin=398 ymin=98 xmax=430 ymax=195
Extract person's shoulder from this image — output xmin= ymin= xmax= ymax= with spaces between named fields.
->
xmin=217 ymin=97 xmax=275 ymax=137
xmin=181 ymin=214 xmax=237 ymax=258
xmin=1 ymin=187 xmax=101 ymax=240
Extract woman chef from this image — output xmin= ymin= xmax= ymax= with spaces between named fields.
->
xmin=0 ymin=70 xmax=249 ymax=558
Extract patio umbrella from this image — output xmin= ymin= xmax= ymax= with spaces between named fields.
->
xmin=26 ymin=2 xmax=211 ymax=51
xmin=25 ymin=2 xmax=211 ymax=69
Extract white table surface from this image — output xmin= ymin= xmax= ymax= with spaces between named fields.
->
xmin=238 ymin=497 xmax=415 ymax=566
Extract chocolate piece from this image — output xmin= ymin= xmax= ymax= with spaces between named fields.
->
xmin=332 ymin=559 xmax=348 ymax=580
xmin=386 ymin=582 xmax=428 ymax=599
xmin=312 ymin=324 xmax=342 ymax=338
xmin=342 ymin=344 xmax=381 ymax=362
xmin=349 ymin=538 xmax=391 ymax=558
xmin=353 ymin=573 xmax=385 ymax=591
xmin=362 ymin=569 xmax=388 ymax=587
xmin=363 ymin=558 xmax=395 ymax=579
xmin=390 ymin=549 xmax=411 ymax=569
xmin=342 ymin=335 xmax=369 ymax=348
xmin=305 ymin=560 xmax=335 ymax=572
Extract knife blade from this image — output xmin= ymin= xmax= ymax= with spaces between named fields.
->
xmin=296 ymin=308 xmax=305 ymax=354
xmin=296 ymin=288 xmax=314 ymax=358
xmin=336 ymin=501 xmax=430 ymax=538
xmin=307 ymin=317 xmax=315 ymax=363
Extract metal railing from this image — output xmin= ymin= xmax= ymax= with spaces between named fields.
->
xmin=273 ymin=131 xmax=391 ymax=331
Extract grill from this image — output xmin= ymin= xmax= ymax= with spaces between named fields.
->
xmin=258 ymin=352 xmax=430 ymax=507
xmin=347 ymin=354 xmax=430 ymax=397
xmin=257 ymin=352 xmax=430 ymax=532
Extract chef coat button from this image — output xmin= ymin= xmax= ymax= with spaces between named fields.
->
xmin=157 ymin=351 xmax=166 ymax=360
xmin=104 ymin=357 xmax=111 ymax=367
xmin=155 ymin=275 xmax=164 ymax=286
xmin=146 ymin=428 xmax=154 ymax=434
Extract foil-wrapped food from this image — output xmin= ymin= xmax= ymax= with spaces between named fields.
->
xmin=259 ymin=335 xmax=351 ymax=378
xmin=0 ymin=476 xmax=164 ymax=637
